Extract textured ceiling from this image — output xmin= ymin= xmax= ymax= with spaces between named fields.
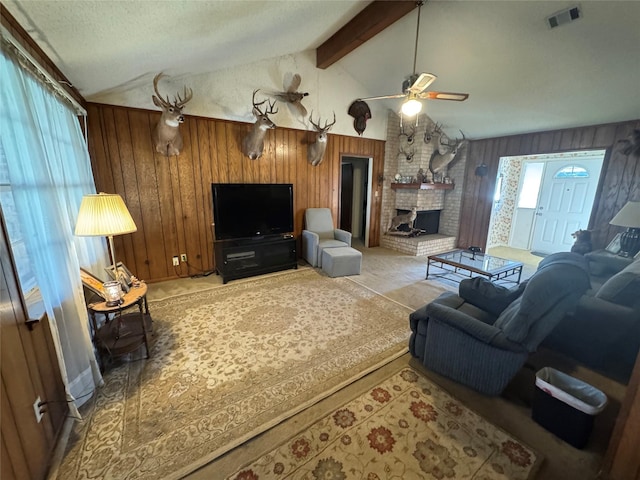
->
xmin=3 ymin=0 xmax=640 ymax=139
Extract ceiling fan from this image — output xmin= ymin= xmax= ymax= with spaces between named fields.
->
xmin=356 ymin=1 xmax=469 ymax=116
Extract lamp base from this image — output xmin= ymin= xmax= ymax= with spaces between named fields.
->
xmin=618 ymin=228 xmax=640 ymax=258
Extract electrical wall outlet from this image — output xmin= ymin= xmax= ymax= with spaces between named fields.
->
xmin=180 ymin=253 xmax=187 ymax=262
xmin=33 ymin=396 xmax=43 ymax=423
xmin=172 ymin=256 xmax=180 ymax=266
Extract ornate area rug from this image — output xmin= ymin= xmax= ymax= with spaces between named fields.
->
xmin=57 ymin=269 xmax=414 ymax=480
xmin=227 ymin=367 xmax=541 ymax=480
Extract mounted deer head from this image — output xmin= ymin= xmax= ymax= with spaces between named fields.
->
xmin=241 ymin=90 xmax=278 ymax=160
xmin=151 ymin=73 xmax=193 ymax=157
xmin=307 ymin=112 xmax=336 ymax=166
xmin=399 ymin=120 xmax=416 ymax=145
xmin=424 ymin=122 xmax=442 ymax=145
xmin=428 ymin=127 xmax=467 ymax=179
xmin=399 ymin=144 xmax=415 ymax=163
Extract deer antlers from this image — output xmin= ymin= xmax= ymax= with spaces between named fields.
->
xmin=307 ymin=111 xmax=336 ymax=166
xmin=151 ymin=73 xmax=193 ymax=156
xmin=251 ymin=89 xmax=278 ymax=117
xmin=153 ymin=73 xmax=193 ymax=109
xmin=309 ymin=111 xmax=336 ymax=133
xmin=241 ymin=89 xmax=279 ymax=160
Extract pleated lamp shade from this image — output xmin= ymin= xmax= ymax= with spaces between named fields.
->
xmin=75 ymin=193 xmax=137 ymax=237
xmin=610 ymin=201 xmax=640 ymax=257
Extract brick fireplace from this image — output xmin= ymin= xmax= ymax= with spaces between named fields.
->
xmin=379 ymin=111 xmax=467 ymax=256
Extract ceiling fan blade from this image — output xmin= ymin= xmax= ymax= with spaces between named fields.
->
xmin=421 ymin=91 xmax=469 ymax=101
xmin=407 ymin=73 xmax=437 ymax=94
xmin=357 ymin=93 xmax=407 ymax=102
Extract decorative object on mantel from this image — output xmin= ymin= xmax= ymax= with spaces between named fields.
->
xmin=347 ymin=99 xmax=371 ymax=136
xmin=617 ymin=129 xmax=640 ymax=157
xmin=241 ymin=89 xmax=278 ymax=160
xmin=416 ymin=168 xmax=426 ymax=183
xmin=307 ymin=112 xmax=336 ymax=166
xmin=609 ymin=201 xmax=640 ymax=257
xmin=425 ymin=123 xmax=468 ymax=182
xmin=390 ymin=182 xmax=454 ymax=190
xmin=389 ymin=207 xmax=417 ymax=231
xmin=151 ymin=73 xmax=193 ymax=157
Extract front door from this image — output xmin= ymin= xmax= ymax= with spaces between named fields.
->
xmin=530 ymin=158 xmax=603 ymax=254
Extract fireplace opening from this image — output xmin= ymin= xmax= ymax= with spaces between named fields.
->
xmin=395 ymin=209 xmax=440 ymax=235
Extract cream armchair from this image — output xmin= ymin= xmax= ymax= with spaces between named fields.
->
xmin=302 ymin=208 xmax=351 ymax=267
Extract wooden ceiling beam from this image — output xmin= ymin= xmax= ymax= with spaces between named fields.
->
xmin=316 ymin=0 xmax=418 ymax=69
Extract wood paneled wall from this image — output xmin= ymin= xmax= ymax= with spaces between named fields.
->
xmin=459 ymin=120 xmax=640 ymax=251
xmin=1 ymin=213 xmax=68 ymax=480
xmin=86 ymin=103 xmax=385 ymax=283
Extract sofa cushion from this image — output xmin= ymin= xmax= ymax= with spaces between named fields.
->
xmin=595 ymin=259 xmax=640 ymax=308
xmin=459 ymin=277 xmax=527 ymax=317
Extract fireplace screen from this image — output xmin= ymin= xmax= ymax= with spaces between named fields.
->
xmin=395 ymin=209 xmax=440 ymax=234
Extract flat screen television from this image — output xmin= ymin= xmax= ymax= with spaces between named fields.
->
xmin=212 ymin=183 xmax=294 ymax=240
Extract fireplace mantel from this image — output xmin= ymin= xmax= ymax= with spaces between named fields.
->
xmin=390 ymin=183 xmax=454 ymax=190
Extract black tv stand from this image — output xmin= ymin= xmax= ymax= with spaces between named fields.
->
xmin=214 ymin=235 xmax=297 ymax=284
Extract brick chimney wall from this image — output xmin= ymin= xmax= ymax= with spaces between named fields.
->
xmin=380 ymin=110 xmax=468 ymax=250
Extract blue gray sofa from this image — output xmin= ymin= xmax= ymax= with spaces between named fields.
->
xmin=541 ymin=253 xmax=640 ymax=383
xmin=409 ymin=252 xmax=592 ymax=395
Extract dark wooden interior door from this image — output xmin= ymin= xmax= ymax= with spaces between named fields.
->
xmin=340 ymin=163 xmax=353 ymax=231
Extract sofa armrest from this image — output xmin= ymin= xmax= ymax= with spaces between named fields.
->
xmin=426 ymin=302 xmax=498 ymax=342
xmin=573 ymin=295 xmax=638 ymax=325
xmin=425 ymin=301 xmax=524 ymax=351
xmin=334 ymin=229 xmax=352 ymax=246
xmin=301 ymin=230 xmax=319 ymax=266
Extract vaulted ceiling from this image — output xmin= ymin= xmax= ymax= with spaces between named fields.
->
xmin=3 ymin=0 xmax=639 ymax=139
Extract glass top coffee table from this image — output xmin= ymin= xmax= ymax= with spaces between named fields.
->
xmin=426 ymin=249 xmax=524 ymax=284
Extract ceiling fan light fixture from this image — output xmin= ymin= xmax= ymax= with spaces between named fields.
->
xmin=401 ymin=96 xmax=422 ymax=116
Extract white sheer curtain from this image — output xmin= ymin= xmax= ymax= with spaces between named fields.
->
xmin=1 ymin=51 xmax=107 ymax=412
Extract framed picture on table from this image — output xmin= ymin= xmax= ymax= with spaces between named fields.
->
xmin=105 ymin=262 xmax=133 ymax=293
xmin=80 ymin=268 xmax=106 ymax=300
xmin=605 ymin=233 xmax=622 ymax=255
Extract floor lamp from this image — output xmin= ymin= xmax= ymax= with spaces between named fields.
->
xmin=609 ymin=201 xmax=640 ymax=258
xmin=75 ymin=193 xmax=137 ymax=305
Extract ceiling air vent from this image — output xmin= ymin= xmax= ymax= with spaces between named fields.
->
xmin=547 ymin=6 xmax=582 ymax=29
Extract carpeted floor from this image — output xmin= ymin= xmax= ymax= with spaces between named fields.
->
xmin=226 ymin=366 xmax=542 ymax=480
xmin=180 ymin=247 xmax=626 ymax=480
xmin=52 ymin=246 xmax=626 ymax=480
xmin=55 ymin=267 xmax=424 ymax=480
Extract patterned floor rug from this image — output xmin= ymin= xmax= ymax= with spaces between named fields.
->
xmin=227 ymin=367 xmax=542 ymax=480
xmin=57 ymin=269 xmax=414 ymax=480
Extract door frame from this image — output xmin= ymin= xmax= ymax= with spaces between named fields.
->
xmin=488 ymin=149 xmax=606 ymax=252
xmin=339 ymin=155 xmax=373 ymax=247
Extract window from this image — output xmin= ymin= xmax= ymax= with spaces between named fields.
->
xmin=554 ymin=165 xmax=589 ymax=178
xmin=494 ymin=174 xmax=503 ymax=203
xmin=0 ymin=144 xmax=38 ymax=297
xmin=517 ymin=162 xmax=544 ymax=209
